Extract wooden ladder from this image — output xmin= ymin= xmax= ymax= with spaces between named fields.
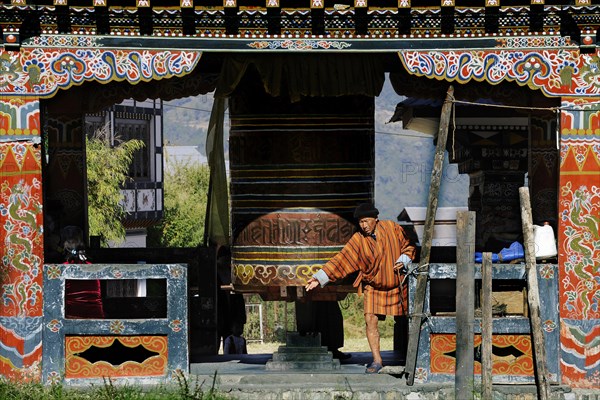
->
xmin=478 ymin=188 xmax=550 ymax=400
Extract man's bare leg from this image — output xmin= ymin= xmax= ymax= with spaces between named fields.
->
xmin=365 ymin=313 xmax=382 ymax=366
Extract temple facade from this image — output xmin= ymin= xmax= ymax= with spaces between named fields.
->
xmin=0 ymin=0 xmax=597 ymax=389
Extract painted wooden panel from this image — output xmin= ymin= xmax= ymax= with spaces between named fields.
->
xmin=42 ymin=263 xmax=187 ymax=385
xmin=399 ymin=41 xmax=600 ymax=97
xmin=430 ymin=334 xmax=534 ymax=376
xmin=65 ymin=336 xmax=168 ymax=378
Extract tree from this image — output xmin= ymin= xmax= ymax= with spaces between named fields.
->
xmin=86 ymin=124 xmax=145 ymax=245
xmin=147 ymin=161 xmax=210 ymax=248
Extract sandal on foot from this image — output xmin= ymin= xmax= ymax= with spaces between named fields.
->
xmin=366 ymin=362 xmax=383 ymax=374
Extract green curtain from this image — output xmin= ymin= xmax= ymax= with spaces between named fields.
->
xmin=205 ymin=96 xmax=229 ymax=246
xmin=205 ymin=53 xmax=386 ymax=246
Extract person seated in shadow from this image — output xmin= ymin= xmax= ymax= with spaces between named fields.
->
xmin=62 ymin=226 xmax=104 ymax=319
xmin=223 ymin=321 xmax=247 ymax=355
xmin=216 ymin=246 xmax=248 ymax=353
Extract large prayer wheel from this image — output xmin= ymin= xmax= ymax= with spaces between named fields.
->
xmin=229 ymin=79 xmax=375 ymax=301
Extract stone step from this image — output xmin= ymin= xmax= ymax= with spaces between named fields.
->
xmin=276 ymin=345 xmax=329 ymax=354
xmin=271 ymin=351 xmax=334 ymax=362
xmin=265 ymin=360 xmax=341 ymax=371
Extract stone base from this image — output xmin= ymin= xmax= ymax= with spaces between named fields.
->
xmin=265 ymin=331 xmax=341 ymax=371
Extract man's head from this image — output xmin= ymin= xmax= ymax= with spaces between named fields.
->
xmin=354 ymin=203 xmax=379 ymax=235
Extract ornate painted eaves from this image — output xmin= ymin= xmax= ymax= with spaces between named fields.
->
xmin=399 ymin=45 xmax=600 ymax=98
xmin=1 ymin=42 xmax=201 ymax=98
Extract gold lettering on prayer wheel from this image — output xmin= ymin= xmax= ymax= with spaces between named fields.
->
xmin=229 ymin=88 xmax=375 ymax=301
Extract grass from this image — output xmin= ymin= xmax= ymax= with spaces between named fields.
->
xmin=0 ymin=374 xmax=232 ymax=400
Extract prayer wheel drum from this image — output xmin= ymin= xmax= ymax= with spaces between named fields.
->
xmin=229 ymin=85 xmax=375 ymax=301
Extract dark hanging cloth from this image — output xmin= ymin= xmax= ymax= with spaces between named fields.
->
xmin=296 ymin=300 xmax=344 ymax=351
xmin=64 ymin=261 xmax=104 ymax=319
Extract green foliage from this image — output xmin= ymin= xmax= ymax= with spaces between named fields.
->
xmin=0 ymin=376 xmax=231 ymax=399
xmin=174 ymin=370 xmax=224 ymax=400
xmin=86 ymin=124 xmax=145 ymax=246
xmin=147 ymin=162 xmax=210 ymax=248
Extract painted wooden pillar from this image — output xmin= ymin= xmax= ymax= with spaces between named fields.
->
xmin=0 ymin=96 xmax=44 ymax=380
xmin=557 ymin=97 xmax=600 ymax=388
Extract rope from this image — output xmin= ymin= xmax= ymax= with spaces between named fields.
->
xmin=397 ymin=262 xmax=431 ymax=316
xmin=409 ymin=312 xmax=431 ymax=319
xmin=399 ymin=262 xmax=430 ymax=286
xmin=408 ymin=312 xmax=432 ymax=330
xmin=339 ymin=294 xmax=352 ymax=311
xmin=452 ymin=101 xmax=456 ymax=160
xmin=451 ymin=98 xmax=561 ymax=112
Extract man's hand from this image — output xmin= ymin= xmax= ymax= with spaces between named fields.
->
xmin=305 ymin=277 xmax=319 ymax=291
xmin=393 ymin=262 xmax=405 ymax=273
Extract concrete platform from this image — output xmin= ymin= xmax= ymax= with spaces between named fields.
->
xmin=189 ymin=351 xmax=598 ymax=400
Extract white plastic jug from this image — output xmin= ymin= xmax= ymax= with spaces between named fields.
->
xmin=533 ymin=223 xmax=557 ymax=259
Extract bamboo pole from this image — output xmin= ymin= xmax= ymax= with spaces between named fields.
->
xmin=405 ymin=85 xmax=455 ymax=385
xmin=481 ymin=252 xmax=493 ymax=400
xmin=519 ymin=186 xmax=550 ymax=400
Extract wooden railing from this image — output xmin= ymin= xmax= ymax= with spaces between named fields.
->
xmin=42 ymin=263 xmax=188 ymax=385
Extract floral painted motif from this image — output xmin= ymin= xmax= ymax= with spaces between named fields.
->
xmin=109 ymin=320 xmax=125 ymax=334
xmin=170 ymin=265 xmax=184 ymax=279
xmin=46 ymin=319 xmax=62 ymax=333
xmin=414 ymin=367 xmax=428 ymax=383
xmin=539 ymin=264 xmax=555 ymax=279
xmin=46 ymin=371 xmax=61 ymax=385
xmin=45 ymin=265 xmax=62 ymax=280
xmin=171 ymin=368 xmax=186 ymax=381
xmin=248 ymin=40 xmax=352 ymax=50
xmin=169 ymin=319 xmax=183 ymax=332
xmin=543 ymin=319 xmax=557 ymax=333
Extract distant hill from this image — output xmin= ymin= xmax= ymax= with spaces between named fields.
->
xmin=163 ymin=77 xmax=468 ymax=221
xmin=163 ymin=94 xmax=214 ymax=148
